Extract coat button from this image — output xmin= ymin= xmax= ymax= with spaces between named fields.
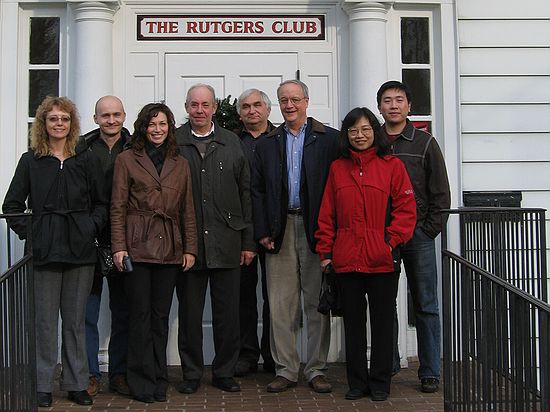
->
xmin=204 ymin=230 xmax=209 ymax=235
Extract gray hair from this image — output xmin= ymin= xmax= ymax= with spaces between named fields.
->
xmin=185 ymin=83 xmax=217 ymax=104
xmin=277 ymin=80 xmax=309 ymax=99
xmin=236 ymin=89 xmax=272 ymax=113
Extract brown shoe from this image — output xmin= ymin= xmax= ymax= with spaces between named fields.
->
xmin=109 ymin=374 xmax=131 ymax=396
xmin=266 ymin=376 xmax=297 ymax=393
xmin=309 ymin=375 xmax=332 ymax=393
xmin=86 ymin=376 xmax=100 ymax=397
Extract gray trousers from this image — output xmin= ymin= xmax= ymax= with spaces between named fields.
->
xmin=265 ymin=214 xmax=330 ymax=382
xmin=34 ymin=263 xmax=94 ymax=392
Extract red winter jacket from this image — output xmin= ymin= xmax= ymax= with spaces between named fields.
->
xmin=315 ymin=148 xmax=416 ymax=274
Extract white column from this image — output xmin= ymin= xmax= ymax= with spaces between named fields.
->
xmin=71 ymin=1 xmax=118 ymax=131
xmin=343 ymin=1 xmax=392 ymax=111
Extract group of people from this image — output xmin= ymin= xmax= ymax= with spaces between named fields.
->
xmin=2 ymin=79 xmax=450 ymax=407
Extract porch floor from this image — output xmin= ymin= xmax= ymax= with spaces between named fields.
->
xmin=45 ymin=361 xmax=443 ymax=411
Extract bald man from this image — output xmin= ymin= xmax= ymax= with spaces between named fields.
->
xmin=82 ymin=96 xmax=132 ymax=397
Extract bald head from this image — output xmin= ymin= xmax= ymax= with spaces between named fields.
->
xmin=94 ymin=95 xmax=126 ymax=140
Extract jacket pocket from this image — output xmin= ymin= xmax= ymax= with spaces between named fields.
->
xmin=332 ymin=228 xmax=359 ymax=269
xmin=222 ymin=209 xmax=247 ymax=231
xmin=365 ymin=229 xmax=394 ymax=271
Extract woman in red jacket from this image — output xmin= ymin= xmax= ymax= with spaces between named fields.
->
xmin=315 ymin=107 xmax=416 ymax=401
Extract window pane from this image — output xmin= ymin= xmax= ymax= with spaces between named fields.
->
xmin=401 ymin=17 xmax=429 ymax=64
xmin=29 ymin=70 xmax=59 ymax=117
xmin=402 ymin=69 xmax=431 ymax=115
xmin=30 ymin=17 xmax=60 ymax=64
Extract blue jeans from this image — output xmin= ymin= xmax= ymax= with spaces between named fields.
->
xmin=85 ymin=274 xmax=129 ymax=380
xmin=85 ymin=278 xmax=102 ymax=379
xmin=400 ymin=227 xmax=441 ymax=380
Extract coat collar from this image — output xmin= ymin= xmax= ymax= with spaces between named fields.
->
xmin=382 ymin=119 xmax=415 ymax=142
xmin=179 ymin=121 xmax=227 ymax=146
xmin=133 ymin=148 xmax=177 ymax=183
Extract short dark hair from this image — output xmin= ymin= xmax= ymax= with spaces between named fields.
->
xmin=338 ymin=107 xmax=389 ymax=158
xmin=376 ymin=80 xmax=412 ymax=106
xmin=132 ymin=103 xmax=179 ymax=158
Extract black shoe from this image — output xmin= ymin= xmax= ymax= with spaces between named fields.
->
xmin=68 ymin=390 xmax=93 ymax=405
xmin=345 ymin=388 xmax=364 ymax=400
xmin=153 ymin=390 xmax=167 ymax=402
xmin=420 ymin=377 xmax=439 ymax=393
xmin=179 ymin=379 xmax=200 ymax=394
xmin=133 ymin=394 xmax=155 ymax=403
xmin=212 ymin=377 xmax=241 ymax=392
xmin=37 ymin=392 xmax=52 ymax=407
xmin=371 ymin=390 xmax=388 ymax=401
xmin=234 ymin=360 xmax=258 ymax=377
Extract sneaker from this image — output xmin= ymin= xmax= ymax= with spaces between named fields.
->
xmin=420 ymin=377 xmax=439 ymax=393
xmin=86 ymin=375 xmax=100 ymax=397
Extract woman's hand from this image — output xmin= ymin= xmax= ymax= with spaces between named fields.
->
xmin=182 ymin=253 xmax=195 ymax=272
xmin=113 ymin=250 xmax=128 ymax=272
xmin=320 ymin=258 xmax=332 ymax=271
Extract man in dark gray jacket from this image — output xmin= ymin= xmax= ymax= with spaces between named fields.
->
xmin=377 ymin=80 xmax=451 ymax=394
xmin=175 ymin=84 xmax=256 ymax=394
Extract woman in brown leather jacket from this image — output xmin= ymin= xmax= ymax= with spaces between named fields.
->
xmin=110 ymin=103 xmax=197 ymax=403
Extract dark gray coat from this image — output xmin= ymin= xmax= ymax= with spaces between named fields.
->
xmin=176 ymin=122 xmax=255 ymax=269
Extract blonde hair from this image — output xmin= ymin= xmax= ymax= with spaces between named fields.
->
xmin=31 ymin=96 xmax=81 ymax=158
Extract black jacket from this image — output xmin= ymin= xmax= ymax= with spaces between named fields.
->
xmin=382 ymin=120 xmax=451 ymax=238
xmin=251 ymin=117 xmax=339 ymax=253
xmin=176 ymin=122 xmax=255 ymax=269
xmin=80 ymin=127 xmax=132 ymax=243
xmin=2 ymin=140 xmax=108 ymax=266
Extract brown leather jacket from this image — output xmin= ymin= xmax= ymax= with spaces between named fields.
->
xmin=110 ymin=148 xmax=197 ymax=264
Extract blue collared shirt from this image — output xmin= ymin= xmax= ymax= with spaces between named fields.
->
xmin=285 ymin=123 xmax=307 ymax=208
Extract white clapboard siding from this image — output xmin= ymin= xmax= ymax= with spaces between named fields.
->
xmin=460 ymin=48 xmax=550 ymax=76
xmin=461 ymin=105 xmax=550 ymax=133
xmin=462 ymin=133 xmax=550 ymax=162
xmin=457 ymin=1 xmax=550 ymax=18
xmin=463 ymin=162 xmax=549 ymax=191
xmin=459 ymin=20 xmax=550 ymax=47
xmin=461 ymin=77 xmax=550 ymax=104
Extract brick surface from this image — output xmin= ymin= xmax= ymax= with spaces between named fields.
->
xmin=45 ymin=362 xmax=443 ymax=411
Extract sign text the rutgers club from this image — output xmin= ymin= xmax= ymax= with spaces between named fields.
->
xmin=137 ymin=15 xmax=325 ymax=40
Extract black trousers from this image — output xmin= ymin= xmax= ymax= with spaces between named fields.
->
xmin=339 ymin=272 xmax=399 ymax=394
xmin=238 ymin=251 xmax=273 ymax=367
xmin=125 ymin=263 xmax=178 ymax=397
xmin=176 ymin=268 xmax=240 ymax=379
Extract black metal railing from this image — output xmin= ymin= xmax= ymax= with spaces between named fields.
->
xmin=442 ymin=207 xmax=549 ymax=412
xmin=457 ymin=208 xmax=547 ymax=301
xmin=0 ymin=213 xmax=36 ymax=412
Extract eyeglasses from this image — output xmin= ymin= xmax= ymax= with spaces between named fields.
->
xmin=46 ymin=115 xmax=71 ymax=123
xmin=348 ymin=126 xmax=373 ymax=137
xmin=278 ymin=97 xmax=307 ymax=106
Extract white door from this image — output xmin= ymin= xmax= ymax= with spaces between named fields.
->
xmin=164 ymin=52 xmax=300 ymax=365
xmin=165 ymin=53 xmax=300 ymax=127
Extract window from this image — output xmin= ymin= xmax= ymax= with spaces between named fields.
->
xmin=18 ymin=8 xmax=65 ymax=149
xmin=400 ymin=16 xmax=433 ymax=133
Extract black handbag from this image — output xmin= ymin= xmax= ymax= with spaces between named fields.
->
xmin=95 ymin=239 xmax=117 ymax=277
xmin=317 ymin=263 xmax=342 ymax=317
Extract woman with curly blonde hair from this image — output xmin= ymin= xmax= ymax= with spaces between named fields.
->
xmin=3 ymin=96 xmax=108 ymax=407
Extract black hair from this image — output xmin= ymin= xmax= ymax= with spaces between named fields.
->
xmin=376 ymin=80 xmax=412 ymax=106
xmin=338 ymin=107 xmax=390 ymax=158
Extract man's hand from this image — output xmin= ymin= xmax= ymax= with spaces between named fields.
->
xmin=182 ymin=253 xmax=195 ymax=272
xmin=259 ymin=236 xmax=275 ymax=251
xmin=240 ymin=250 xmax=257 ymax=266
